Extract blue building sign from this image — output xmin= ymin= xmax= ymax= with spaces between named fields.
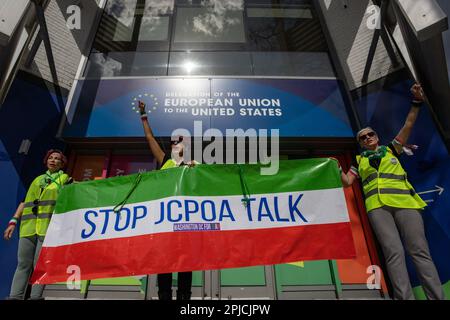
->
xmin=63 ymin=78 xmax=353 ymax=138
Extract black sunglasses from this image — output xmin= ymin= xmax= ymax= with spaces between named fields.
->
xmin=359 ymin=131 xmax=376 ymax=142
xmin=171 ymin=137 xmax=183 ymax=145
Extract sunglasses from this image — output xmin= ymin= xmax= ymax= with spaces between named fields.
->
xmin=171 ymin=137 xmax=183 ymax=146
xmin=359 ymin=131 xmax=376 ymax=142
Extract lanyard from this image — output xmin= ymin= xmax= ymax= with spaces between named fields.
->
xmin=44 ymin=171 xmax=63 ymax=190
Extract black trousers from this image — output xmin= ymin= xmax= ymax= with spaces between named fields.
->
xmin=157 ymin=272 xmax=192 ymax=296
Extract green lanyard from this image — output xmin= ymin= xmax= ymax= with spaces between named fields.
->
xmin=361 ymin=145 xmax=388 ymax=160
xmin=40 ymin=170 xmax=63 ymax=191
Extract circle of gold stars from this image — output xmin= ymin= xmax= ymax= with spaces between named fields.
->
xmin=130 ymin=92 xmax=158 ymax=114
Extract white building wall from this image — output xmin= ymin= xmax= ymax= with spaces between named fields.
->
xmin=0 ymin=0 xmax=30 ymax=46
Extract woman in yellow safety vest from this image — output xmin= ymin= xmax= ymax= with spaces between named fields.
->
xmin=3 ymin=149 xmax=71 ymax=300
xmin=337 ymin=84 xmax=444 ymax=300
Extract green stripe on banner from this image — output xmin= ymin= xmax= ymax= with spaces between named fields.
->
xmin=413 ymin=280 xmax=450 ymax=300
xmin=55 ymin=159 xmax=341 ymax=213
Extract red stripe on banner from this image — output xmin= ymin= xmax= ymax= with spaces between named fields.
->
xmin=31 ymin=222 xmax=355 ymax=284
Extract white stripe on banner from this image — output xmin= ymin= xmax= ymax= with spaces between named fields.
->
xmin=43 ymin=189 xmax=349 ymax=248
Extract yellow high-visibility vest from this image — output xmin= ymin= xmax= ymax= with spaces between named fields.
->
xmin=20 ymin=172 xmax=69 ymax=237
xmin=160 ymin=159 xmax=199 ymax=170
xmin=357 ymin=147 xmax=427 ymax=212
xmin=160 ymin=159 xmax=177 ymax=170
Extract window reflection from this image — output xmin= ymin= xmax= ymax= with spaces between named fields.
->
xmin=85 ymin=52 xmax=169 ymax=77
xmin=139 ymin=0 xmax=173 ymax=41
xmin=94 ymin=0 xmax=173 ymax=51
xmin=246 ymin=5 xmax=327 ymax=51
xmin=247 ymin=8 xmax=313 ymax=19
xmin=252 ymin=52 xmax=335 ymax=77
xmin=174 ymin=5 xmax=245 ymax=43
xmin=169 ymin=52 xmax=252 ymax=76
xmin=86 ymin=0 xmax=334 ymax=78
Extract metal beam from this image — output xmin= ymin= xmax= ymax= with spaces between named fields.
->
xmin=31 ymin=0 xmax=58 ymax=87
xmin=0 ymin=1 xmax=36 ymax=106
xmin=56 ymin=0 xmax=109 ymax=140
xmin=30 ymin=0 xmax=65 ymax=111
xmin=313 ymin=0 xmax=362 ymax=132
xmin=391 ymin=0 xmax=450 ymax=150
xmin=396 ymin=0 xmax=448 ymax=41
xmin=24 ymin=28 xmax=43 ymax=68
xmin=0 ymin=0 xmax=29 ymax=46
xmin=362 ymin=0 xmax=400 ymax=83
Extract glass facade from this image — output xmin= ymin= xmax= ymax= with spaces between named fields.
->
xmin=84 ymin=0 xmax=335 ymax=78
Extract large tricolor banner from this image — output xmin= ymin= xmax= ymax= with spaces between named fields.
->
xmin=32 ymin=159 xmax=355 ymax=284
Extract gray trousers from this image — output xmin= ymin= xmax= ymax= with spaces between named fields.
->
xmin=368 ymin=206 xmax=444 ymax=300
xmin=8 ymin=235 xmax=45 ymax=300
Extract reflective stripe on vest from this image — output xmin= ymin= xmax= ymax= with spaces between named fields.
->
xmin=363 ymin=173 xmax=406 ymax=186
xmin=365 ymin=188 xmax=415 ymax=198
xmin=357 ymin=148 xmax=427 ymax=212
xmin=23 ymin=200 xmax=57 ymax=208
xmin=20 ymin=173 xmax=69 ymax=237
xmin=20 ymin=213 xmax=54 ymax=221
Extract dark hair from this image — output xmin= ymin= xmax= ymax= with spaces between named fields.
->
xmin=43 ymin=149 xmax=67 ymax=168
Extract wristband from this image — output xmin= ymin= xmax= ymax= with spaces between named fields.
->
xmin=8 ymin=218 xmax=18 ymax=226
xmin=393 ymin=137 xmax=404 ymax=146
xmin=140 ymin=114 xmax=148 ymax=120
xmin=412 ymin=100 xmax=424 ymax=108
xmin=349 ymin=166 xmax=359 ymax=177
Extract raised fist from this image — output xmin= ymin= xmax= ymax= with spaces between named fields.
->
xmin=138 ymin=100 xmax=146 ymax=113
xmin=411 ymin=83 xmax=425 ymax=102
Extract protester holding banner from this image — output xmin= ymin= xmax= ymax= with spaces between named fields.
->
xmin=338 ymin=83 xmax=444 ymax=300
xmin=138 ymin=101 xmax=196 ymax=300
xmin=3 ymin=149 xmax=71 ymax=300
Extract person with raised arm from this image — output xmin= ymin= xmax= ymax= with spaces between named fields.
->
xmin=337 ymin=84 xmax=444 ymax=300
xmin=138 ymin=100 xmax=196 ymax=300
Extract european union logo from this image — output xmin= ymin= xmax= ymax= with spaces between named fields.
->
xmin=130 ymin=92 xmax=159 ymax=114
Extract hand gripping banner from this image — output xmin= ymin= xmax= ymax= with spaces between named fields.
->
xmin=31 ymin=159 xmax=356 ymax=284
